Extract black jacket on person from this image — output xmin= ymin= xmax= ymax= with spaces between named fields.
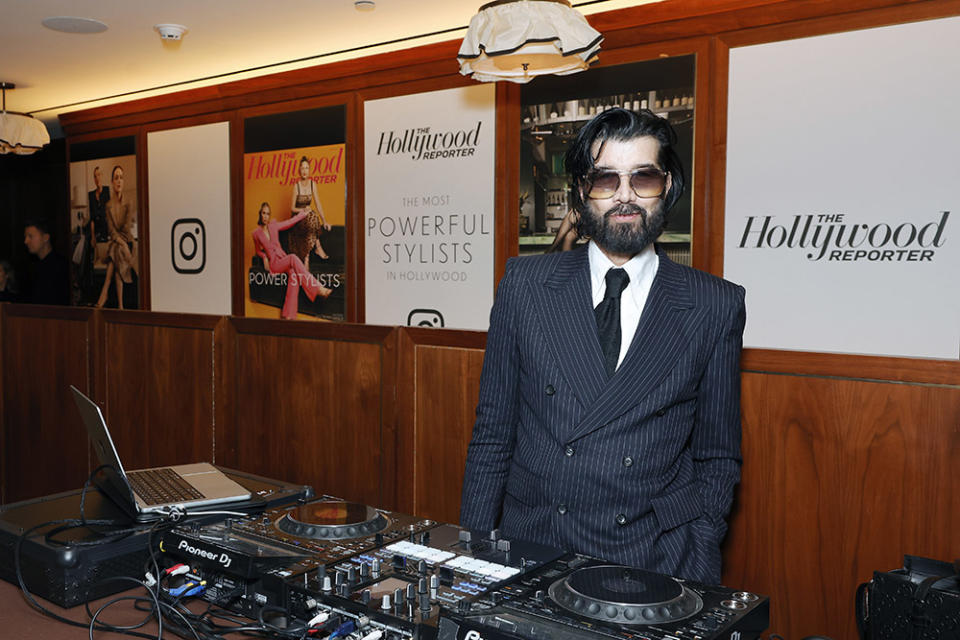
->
xmin=26 ymin=251 xmax=70 ymax=305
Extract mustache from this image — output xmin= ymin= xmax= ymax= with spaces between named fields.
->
xmin=604 ymin=203 xmax=647 ymax=218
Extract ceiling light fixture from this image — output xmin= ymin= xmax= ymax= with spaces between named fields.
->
xmin=458 ymin=0 xmax=602 ymax=83
xmin=0 ymin=83 xmax=51 ymax=156
xmin=354 ymin=0 xmax=376 ymax=10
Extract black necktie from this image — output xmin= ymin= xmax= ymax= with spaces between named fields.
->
xmin=595 ymin=268 xmax=630 ymax=378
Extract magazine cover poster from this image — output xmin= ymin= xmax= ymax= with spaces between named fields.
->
xmin=68 ymin=155 xmax=139 ymax=308
xmin=243 ymin=144 xmax=346 ymax=321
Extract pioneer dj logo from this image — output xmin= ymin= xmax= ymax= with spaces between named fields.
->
xmin=177 ymin=538 xmax=233 ymax=568
xmin=463 ymin=631 xmax=484 ymax=640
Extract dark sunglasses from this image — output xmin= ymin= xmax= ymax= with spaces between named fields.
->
xmin=585 ymin=168 xmax=667 ymax=200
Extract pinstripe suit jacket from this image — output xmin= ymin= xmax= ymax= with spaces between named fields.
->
xmin=460 ymin=244 xmax=745 ymax=584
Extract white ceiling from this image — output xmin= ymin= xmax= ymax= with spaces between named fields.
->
xmin=0 ymin=0 xmax=657 ymax=136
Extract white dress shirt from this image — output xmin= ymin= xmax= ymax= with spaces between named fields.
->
xmin=588 ymin=241 xmax=659 ymax=370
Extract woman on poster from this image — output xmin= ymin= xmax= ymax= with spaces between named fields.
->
xmin=252 ymin=202 xmax=331 ymax=320
xmin=95 ymin=165 xmax=135 ymax=309
xmin=288 ymin=156 xmax=331 ymax=267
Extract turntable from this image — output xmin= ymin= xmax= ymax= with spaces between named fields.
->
xmin=548 ymin=564 xmax=703 ymax=625
xmin=439 ymin=555 xmax=769 ymax=640
xmin=276 ymin=501 xmax=390 ymax=540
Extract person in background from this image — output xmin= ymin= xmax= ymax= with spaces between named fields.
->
xmin=288 ymin=155 xmax=331 ymax=267
xmin=23 ymin=219 xmax=70 ymax=305
xmin=252 ymin=202 xmax=331 ymax=319
xmin=0 ymin=259 xmax=19 ymax=302
xmin=95 ymin=165 xmax=135 ymax=309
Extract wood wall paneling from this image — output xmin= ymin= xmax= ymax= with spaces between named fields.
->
xmin=395 ymin=327 xmax=486 ymax=520
xmin=99 ymin=311 xmax=220 ymax=470
xmin=1 ymin=306 xmax=95 ymax=503
xmin=725 ymin=371 xmax=960 ymax=640
xmin=227 ymin=320 xmax=395 ymax=507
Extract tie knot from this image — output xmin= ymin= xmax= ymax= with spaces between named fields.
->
xmin=603 ymin=268 xmax=630 ymax=300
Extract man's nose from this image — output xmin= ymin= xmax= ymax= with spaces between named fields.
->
xmin=612 ymin=174 xmax=636 ymax=203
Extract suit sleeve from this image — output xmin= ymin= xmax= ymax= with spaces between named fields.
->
xmin=692 ymin=284 xmax=746 ymax=542
xmin=459 ymin=260 xmax=522 ymax=530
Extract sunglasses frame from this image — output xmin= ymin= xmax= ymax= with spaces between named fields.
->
xmin=584 ymin=168 xmax=668 ymax=200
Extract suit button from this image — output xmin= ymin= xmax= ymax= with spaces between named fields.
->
xmin=655 ymin=408 xmax=666 ymax=417
xmin=545 ymin=384 xmax=555 ymax=396
xmin=564 ymin=446 xmax=575 ymax=457
xmin=622 ymin=456 xmax=633 ymax=467
xmin=616 ymin=513 xmax=627 ymax=526
xmin=557 ymin=504 xmax=568 ymax=515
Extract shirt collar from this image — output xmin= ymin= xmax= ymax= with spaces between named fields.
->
xmin=588 ymin=240 xmax=658 ymax=295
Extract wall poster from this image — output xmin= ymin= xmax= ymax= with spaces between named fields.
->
xmin=243 ymin=144 xmax=346 ymax=321
xmin=68 ymin=152 xmax=139 ymax=308
xmin=148 ymin=122 xmax=233 ymax=315
xmin=724 ymin=16 xmax=960 ymax=359
xmin=364 ymin=84 xmax=496 ymax=331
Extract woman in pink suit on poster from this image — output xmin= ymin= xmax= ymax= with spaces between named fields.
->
xmin=252 ymin=202 xmax=331 ymax=319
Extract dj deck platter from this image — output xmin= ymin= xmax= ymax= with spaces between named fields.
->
xmin=275 ymin=500 xmax=390 ymax=540
xmin=547 ymin=564 xmax=703 ymax=625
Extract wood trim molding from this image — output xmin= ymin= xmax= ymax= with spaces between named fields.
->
xmin=743 ymin=348 xmax=960 ymax=385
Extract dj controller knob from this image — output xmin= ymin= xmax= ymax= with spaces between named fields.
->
xmin=491 ymin=591 xmax=503 ymax=604
xmin=458 ymin=600 xmax=472 ymax=614
xmin=418 ymin=559 xmax=427 ymax=575
xmin=395 ymin=587 xmax=405 ymax=605
xmin=347 ymin=565 xmax=358 ymax=582
xmin=489 ymin=528 xmax=501 ymax=541
xmin=419 ymin=593 xmax=431 ymax=614
xmin=419 ymin=531 xmax=431 ymax=545
xmin=381 ymin=594 xmax=391 ymax=611
xmin=359 ymin=562 xmax=370 ymax=578
xmin=335 ymin=571 xmax=344 ymax=586
xmin=362 ymin=589 xmax=371 ymax=605
xmin=322 ymin=575 xmax=333 ymax=593
xmin=406 ymin=583 xmax=417 ymax=602
xmin=372 ymin=558 xmax=381 ymax=578
xmin=534 ymin=590 xmax=546 ymax=604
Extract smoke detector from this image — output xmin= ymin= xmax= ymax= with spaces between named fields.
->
xmin=154 ymin=24 xmax=188 ymax=41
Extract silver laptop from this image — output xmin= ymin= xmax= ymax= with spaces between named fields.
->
xmin=71 ymin=386 xmax=251 ymax=520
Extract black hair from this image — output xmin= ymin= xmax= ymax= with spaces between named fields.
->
xmin=23 ymin=218 xmax=53 ymax=237
xmin=565 ymin=107 xmax=686 ymax=218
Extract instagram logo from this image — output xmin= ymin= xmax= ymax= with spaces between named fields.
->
xmin=407 ymin=309 xmax=444 ymax=328
xmin=171 ymin=218 xmax=206 ymax=274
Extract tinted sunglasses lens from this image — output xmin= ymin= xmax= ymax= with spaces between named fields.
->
xmin=586 ymin=172 xmax=619 ymax=199
xmin=630 ymin=170 xmax=666 ymax=197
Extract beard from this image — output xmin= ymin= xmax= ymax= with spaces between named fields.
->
xmin=577 ymin=201 xmax=667 ymax=256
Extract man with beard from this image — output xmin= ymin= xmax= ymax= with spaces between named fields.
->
xmin=460 ymin=108 xmax=745 ymax=584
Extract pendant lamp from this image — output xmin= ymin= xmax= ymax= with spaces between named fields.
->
xmin=458 ymin=0 xmax=603 ymax=83
xmin=0 ymin=83 xmax=51 ymax=156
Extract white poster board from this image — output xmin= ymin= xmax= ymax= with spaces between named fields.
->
xmin=364 ymin=84 xmax=496 ymax=330
xmin=724 ymin=17 xmax=960 ymax=359
xmin=148 ymin=122 xmax=232 ymax=315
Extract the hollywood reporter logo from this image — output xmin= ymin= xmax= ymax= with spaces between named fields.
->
xmin=737 ymin=211 xmax=949 ymax=262
xmin=171 ymin=218 xmax=206 ymax=274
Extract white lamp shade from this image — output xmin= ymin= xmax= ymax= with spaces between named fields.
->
xmin=458 ymin=0 xmax=602 ymax=83
xmin=0 ymin=112 xmax=51 ymax=155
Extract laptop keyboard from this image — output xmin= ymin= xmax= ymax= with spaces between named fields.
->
xmin=127 ymin=468 xmax=205 ymax=506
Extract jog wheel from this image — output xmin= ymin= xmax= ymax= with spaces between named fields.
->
xmin=548 ymin=564 xmax=703 ymax=625
xmin=275 ymin=500 xmax=389 ymax=540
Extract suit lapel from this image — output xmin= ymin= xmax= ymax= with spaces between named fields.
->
xmin=531 ymin=246 xmax=608 ymax=409
xmin=566 ymin=249 xmax=704 ymax=443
